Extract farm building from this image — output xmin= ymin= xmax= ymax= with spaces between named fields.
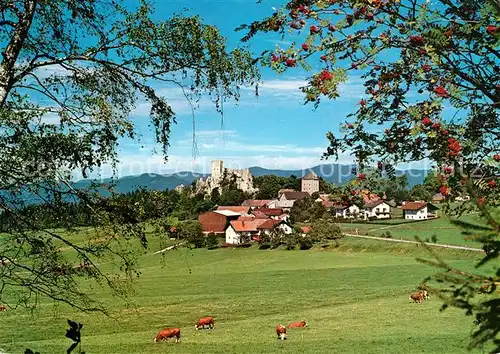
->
xmin=225 ymin=219 xmax=268 ymax=244
xmin=275 ymin=191 xmax=310 ymax=209
xmin=241 ymin=199 xmax=276 ymax=209
xmin=432 ymin=193 xmax=446 ymax=203
xmin=363 ymin=200 xmax=391 ymax=219
xmin=346 ymin=204 xmax=361 ymax=218
xmin=216 ymin=205 xmax=251 ymax=215
xmin=257 ymin=219 xmax=293 ymax=235
xmin=252 ymin=208 xmax=285 ymax=219
xmin=198 ymin=210 xmax=241 ymax=234
xmin=401 ymin=201 xmax=438 ymax=220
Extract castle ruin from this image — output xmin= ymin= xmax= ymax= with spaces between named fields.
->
xmin=196 ymin=160 xmax=257 ymax=194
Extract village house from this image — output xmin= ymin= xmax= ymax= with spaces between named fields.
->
xmin=301 ymin=171 xmax=320 ymax=195
xmin=432 ymin=193 xmax=446 ymax=203
xmin=276 ymin=191 xmax=310 ymax=210
xmin=332 ymin=204 xmax=348 ymax=218
xmin=257 ymin=219 xmax=293 ymax=236
xmin=216 ymin=205 xmax=251 ymax=215
xmin=241 ymin=199 xmax=276 ymax=209
xmin=346 ymin=204 xmax=361 ymax=218
xmin=225 ymin=219 xmax=266 ymax=244
xmin=401 ymin=201 xmax=437 ymax=220
xmin=363 ymin=200 xmax=392 ymax=219
xmin=198 ymin=210 xmax=241 ymax=234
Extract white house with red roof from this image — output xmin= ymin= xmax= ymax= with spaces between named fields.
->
xmin=401 ymin=201 xmax=434 ymax=220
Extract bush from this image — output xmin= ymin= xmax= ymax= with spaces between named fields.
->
xmin=298 ymin=236 xmax=313 ymax=250
xmin=284 ymin=233 xmax=298 ymax=250
xmin=382 ymin=231 xmax=392 ymax=238
xmin=431 ymin=234 xmax=438 ymax=243
xmin=205 ymin=233 xmax=219 ymax=250
xmin=258 ymin=242 xmax=271 ymax=250
xmin=235 ymin=242 xmax=252 ymax=248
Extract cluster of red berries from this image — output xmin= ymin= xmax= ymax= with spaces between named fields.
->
xmin=446 ymin=137 xmax=461 ymax=157
xmin=434 ymin=86 xmax=450 ymax=98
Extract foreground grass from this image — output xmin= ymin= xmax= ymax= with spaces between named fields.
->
xmin=0 ymin=239 xmax=491 ymax=354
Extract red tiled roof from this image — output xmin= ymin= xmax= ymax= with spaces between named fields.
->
xmin=252 ymin=210 xmax=269 ymax=219
xmin=229 ymin=219 xmax=267 ymax=232
xmin=217 ymin=206 xmax=251 ymax=214
xmin=282 ymin=191 xmax=310 ymax=200
xmin=321 ymin=200 xmax=336 ymax=208
xmin=238 ymin=216 xmax=255 ymax=221
xmin=256 ymin=208 xmax=284 ymax=216
xmin=300 ymin=226 xmax=312 ymax=234
xmin=242 ymin=200 xmax=273 ymax=207
xmin=402 ymin=201 xmax=427 ymax=210
xmin=256 ymin=219 xmax=282 ymax=230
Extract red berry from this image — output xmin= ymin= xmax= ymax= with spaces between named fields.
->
xmin=378 ymin=161 xmax=383 ymax=169
xmin=409 ymin=35 xmax=425 ymax=46
xmin=486 ymin=25 xmax=498 ymax=34
xmin=359 ymin=99 xmax=367 ymax=107
xmin=488 ymin=180 xmax=496 ymax=188
xmin=310 ymin=25 xmax=320 ymax=34
xmin=328 ymin=24 xmax=336 ymax=32
xmin=302 ymin=43 xmax=310 ymax=51
xmin=478 ymin=197 xmax=485 ymax=205
xmin=321 ymin=54 xmax=328 ymax=61
xmin=421 ymin=117 xmax=432 ymax=126
xmin=431 ymin=122 xmax=441 ymax=130
xmin=351 ymin=62 xmax=358 ymax=69
xmin=374 ymin=65 xmax=381 ymax=70
xmin=439 ymin=186 xmax=449 ymax=196
xmin=347 ymin=123 xmax=354 ymax=129
xmin=285 ymin=58 xmax=297 ymax=67
xmin=271 ymin=54 xmax=279 ymax=63
xmin=357 ymin=173 xmax=366 ymax=180
xmin=444 ymin=167 xmax=453 ymax=174
xmin=319 ymin=70 xmax=333 ymax=81
xmin=434 ymin=86 xmax=449 ymax=98
xmin=422 ymin=64 xmax=432 ymax=72
xmin=493 ymin=154 xmax=500 ymax=162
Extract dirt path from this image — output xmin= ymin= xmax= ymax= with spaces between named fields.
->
xmin=343 ymin=233 xmax=483 ymax=252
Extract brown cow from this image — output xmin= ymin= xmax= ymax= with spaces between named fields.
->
xmin=154 ymin=328 xmax=181 ymax=343
xmin=288 ymin=321 xmax=307 ymax=328
xmin=0 ymin=305 xmax=6 ymax=311
xmin=276 ymin=324 xmax=287 ymax=340
xmin=409 ymin=291 xmax=424 ymax=304
xmin=195 ymin=316 xmax=214 ymax=330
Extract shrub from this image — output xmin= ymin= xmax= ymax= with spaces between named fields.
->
xmin=298 ymin=236 xmax=313 ymax=250
xmin=258 ymin=242 xmax=271 ymax=250
xmin=284 ymin=233 xmax=298 ymax=250
xmin=235 ymin=242 xmax=252 ymax=248
xmin=431 ymin=234 xmax=438 ymax=243
xmin=205 ymin=233 xmax=219 ymax=250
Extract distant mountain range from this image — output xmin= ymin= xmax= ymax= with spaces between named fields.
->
xmin=70 ymin=164 xmax=428 ymax=195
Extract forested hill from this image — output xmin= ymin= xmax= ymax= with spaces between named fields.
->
xmin=65 ymin=164 xmax=427 ymax=195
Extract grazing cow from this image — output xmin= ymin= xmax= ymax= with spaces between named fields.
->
xmin=417 ymin=290 xmax=430 ymax=300
xmin=0 ymin=305 xmax=6 ymax=311
xmin=154 ymin=328 xmax=181 ymax=343
xmin=288 ymin=321 xmax=307 ymax=328
xmin=409 ymin=291 xmax=424 ymax=304
xmin=276 ymin=324 xmax=287 ymax=340
xmin=195 ymin=316 xmax=214 ymax=330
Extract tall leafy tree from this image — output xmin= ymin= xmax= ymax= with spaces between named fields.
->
xmin=0 ymin=0 xmax=258 ymax=312
xmin=242 ymin=0 xmax=499 ymax=350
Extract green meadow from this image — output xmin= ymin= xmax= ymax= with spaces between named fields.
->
xmin=0 ymin=235 xmax=494 ymax=354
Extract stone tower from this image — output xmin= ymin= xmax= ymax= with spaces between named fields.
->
xmin=301 ymin=171 xmax=320 ymax=195
xmin=211 ymin=160 xmax=224 ymax=180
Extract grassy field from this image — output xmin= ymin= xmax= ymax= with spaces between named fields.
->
xmin=0 ymin=237 xmax=493 ymax=354
xmin=338 ymin=214 xmax=485 ymax=247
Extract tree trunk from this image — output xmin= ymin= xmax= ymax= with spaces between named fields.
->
xmin=0 ymin=0 xmax=37 ymax=107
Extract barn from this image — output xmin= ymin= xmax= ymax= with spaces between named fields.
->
xmin=198 ymin=210 xmax=240 ymax=234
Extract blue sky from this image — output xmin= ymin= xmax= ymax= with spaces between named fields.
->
xmin=101 ymin=0 xmax=368 ymax=178
xmin=78 ymin=0 xmax=432 ymax=179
